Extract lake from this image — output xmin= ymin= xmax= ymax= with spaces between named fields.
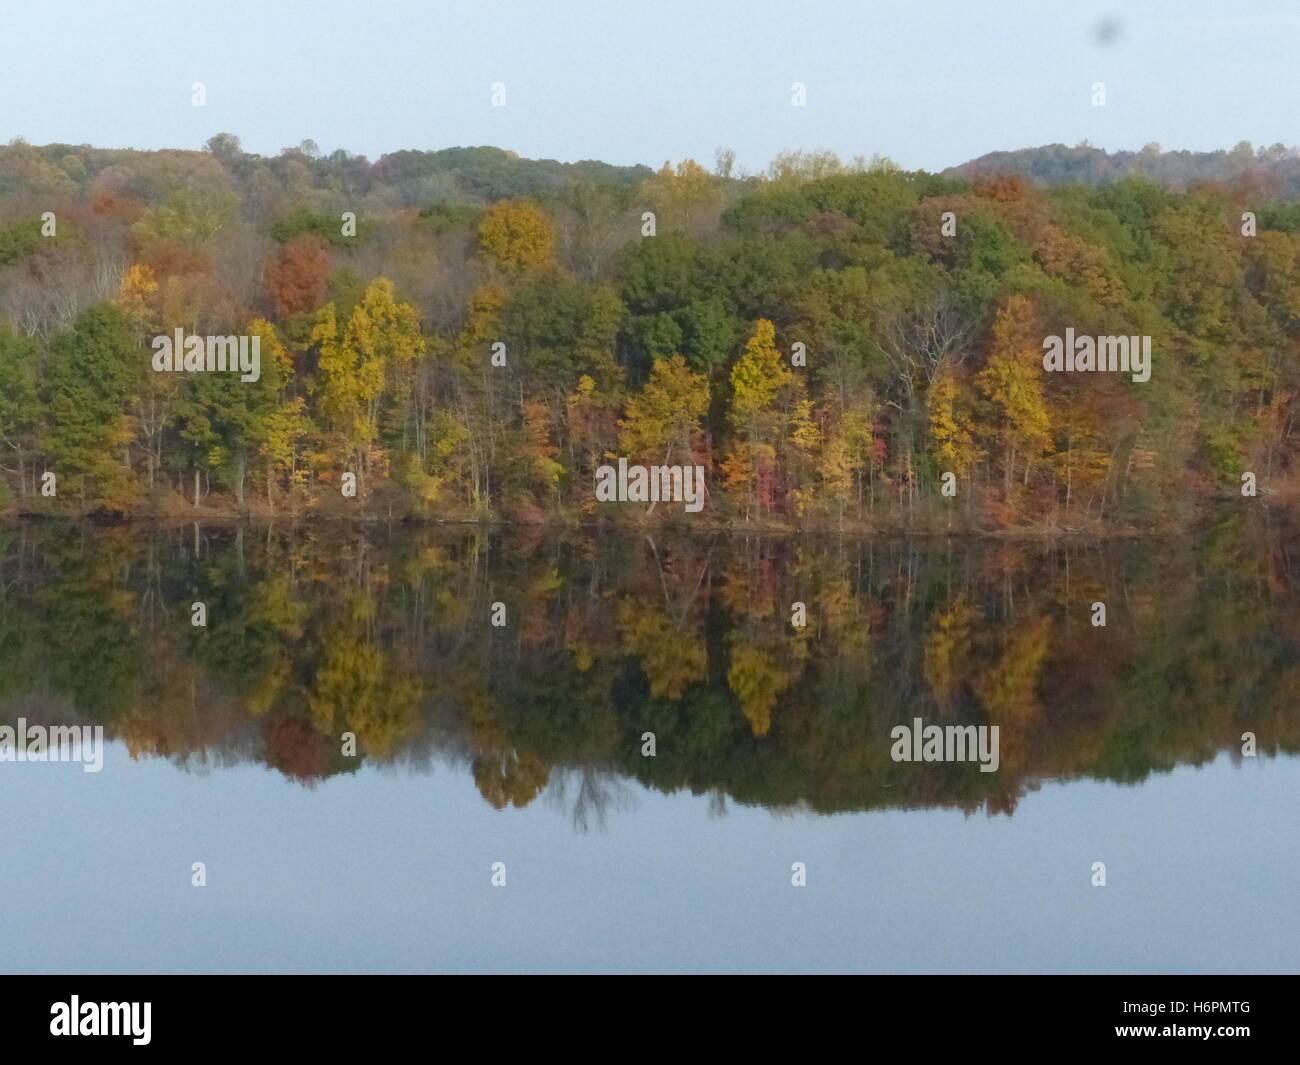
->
xmin=0 ymin=520 xmax=1296 ymax=973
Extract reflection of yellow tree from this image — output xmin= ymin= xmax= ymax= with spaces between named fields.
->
xmin=465 ymin=686 xmax=550 ymax=809
xmin=241 ymin=571 xmax=309 ymax=716
xmin=814 ymin=575 xmax=871 ymax=663
xmin=465 ymin=686 xmax=507 ymax=750
xmin=399 ymin=544 xmax=473 ymax=634
xmin=718 ymin=556 xmax=778 ymax=619
xmin=924 ymin=594 xmax=981 ymax=711
xmin=974 ymin=614 xmax=1050 ymax=725
xmin=306 ymin=596 xmax=420 ymax=758
xmin=973 ymin=614 xmax=1052 ymax=774
xmin=473 ymin=750 xmax=551 ymax=809
xmin=616 ymin=598 xmax=706 ymax=700
xmin=727 ymin=636 xmax=798 ymax=737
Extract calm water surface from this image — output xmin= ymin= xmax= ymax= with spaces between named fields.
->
xmin=0 ymin=522 xmax=1296 ymax=973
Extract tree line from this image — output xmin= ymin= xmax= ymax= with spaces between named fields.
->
xmin=3 ymin=136 xmax=1300 ymax=529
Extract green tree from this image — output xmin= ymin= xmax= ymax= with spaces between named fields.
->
xmin=44 ymin=305 xmax=140 ymax=507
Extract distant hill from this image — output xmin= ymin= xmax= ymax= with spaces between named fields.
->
xmin=946 ymin=141 xmax=1300 ymax=194
xmin=369 ymin=145 xmax=652 ymax=203
xmin=0 ymin=137 xmax=653 ymax=208
xmin=12 ymin=138 xmax=1300 ymax=212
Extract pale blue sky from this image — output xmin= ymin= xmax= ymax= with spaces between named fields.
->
xmin=2 ymin=0 xmax=1297 ymax=172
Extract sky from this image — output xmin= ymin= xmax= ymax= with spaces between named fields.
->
xmin=1 ymin=0 xmax=1298 ymax=173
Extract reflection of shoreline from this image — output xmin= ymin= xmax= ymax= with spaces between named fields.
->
xmin=0 ymin=520 xmax=1295 ymax=821
xmin=0 ymin=509 xmax=1242 ymax=536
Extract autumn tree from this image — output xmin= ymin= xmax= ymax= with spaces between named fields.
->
xmin=977 ymin=294 xmax=1052 ymax=495
xmin=928 ymin=366 xmax=982 ymax=479
xmin=264 ymin=233 xmax=331 ymax=318
xmin=641 ymin=158 xmax=722 ymax=236
xmin=313 ymin=278 xmax=426 ymax=478
xmin=478 ymin=199 xmax=555 ymax=273
xmin=724 ymin=319 xmax=793 ymax=519
xmin=619 ymin=353 xmax=709 ymax=465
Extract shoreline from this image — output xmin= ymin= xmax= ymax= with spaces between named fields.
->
xmin=0 ymin=503 xmax=1259 ymax=540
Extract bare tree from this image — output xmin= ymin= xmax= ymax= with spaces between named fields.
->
xmin=872 ymin=286 xmax=976 ymax=497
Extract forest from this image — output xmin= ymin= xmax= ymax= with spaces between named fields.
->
xmin=3 ymin=136 xmax=1300 ymax=530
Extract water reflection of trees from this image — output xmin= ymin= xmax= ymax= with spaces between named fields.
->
xmin=0 ymin=517 xmax=1297 ymax=822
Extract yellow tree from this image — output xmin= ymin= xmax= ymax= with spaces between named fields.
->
xmin=618 ymin=353 xmax=709 ymax=465
xmin=725 ymin=319 xmax=792 ymax=519
xmin=816 ymin=424 xmax=854 ymax=527
xmin=446 ymin=281 xmax=511 ymax=508
xmin=642 ymin=159 xmax=722 ymax=234
xmin=247 ymin=318 xmax=307 ymax=506
xmin=976 ymin=294 xmax=1052 ymax=495
xmin=478 ymin=200 xmax=555 ymax=273
xmin=784 ymin=394 xmax=821 ymax=517
xmin=815 ymin=406 xmax=876 ymax=524
xmin=310 ymin=302 xmax=358 ymax=469
xmin=314 ymin=278 xmax=425 ymax=477
xmin=117 ymin=263 xmax=159 ymax=324
xmin=929 ymin=366 xmax=982 ymax=479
